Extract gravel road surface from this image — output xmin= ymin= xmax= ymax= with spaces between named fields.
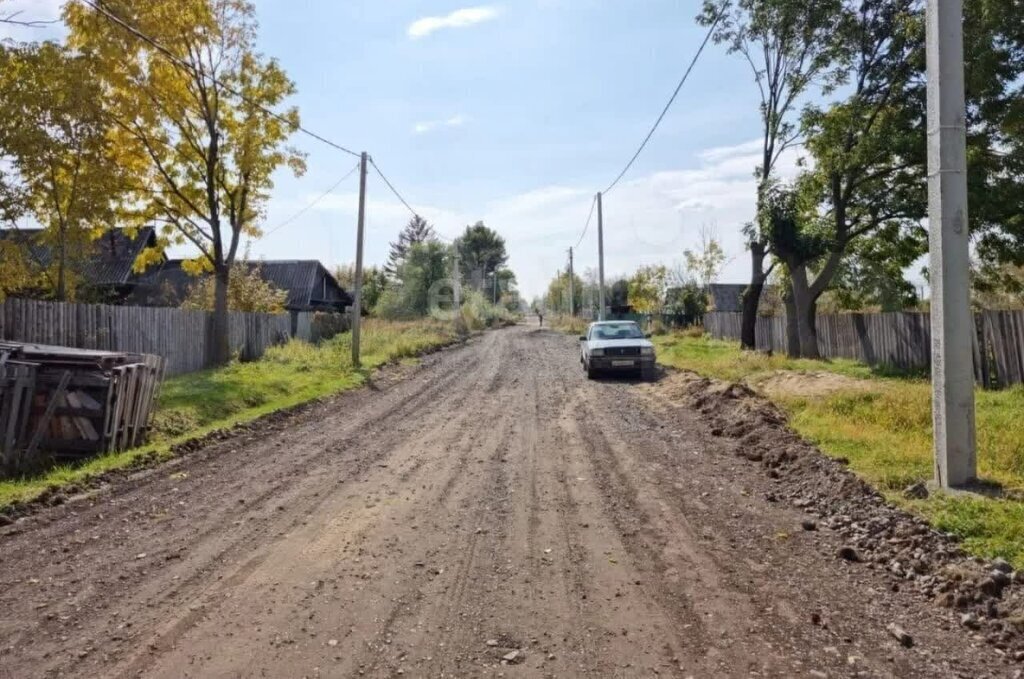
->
xmin=0 ymin=324 xmax=1013 ymax=678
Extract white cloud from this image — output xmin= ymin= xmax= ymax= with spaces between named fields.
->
xmin=407 ymin=6 xmax=501 ymax=39
xmin=698 ymin=139 xmax=764 ymax=164
xmin=253 ymin=139 xmax=805 ymax=300
xmin=413 ymin=115 xmax=469 ymax=135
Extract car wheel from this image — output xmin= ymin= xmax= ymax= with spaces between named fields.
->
xmin=586 ymin=362 xmax=597 ymax=380
xmin=641 ymin=364 xmax=656 ymax=381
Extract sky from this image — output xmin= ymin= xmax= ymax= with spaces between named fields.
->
xmin=2 ymin=0 xmax=806 ymax=300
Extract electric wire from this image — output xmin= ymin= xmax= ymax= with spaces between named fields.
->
xmin=369 ymin=158 xmax=419 ymax=218
xmin=574 ymin=194 xmax=597 ymax=248
xmin=262 ymin=160 xmax=361 ymax=238
xmin=78 ymin=0 xmax=361 ymax=159
xmin=601 ymin=13 xmax=722 ymax=196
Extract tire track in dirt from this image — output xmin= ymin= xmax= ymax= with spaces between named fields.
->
xmin=0 ymin=324 xmax=1015 ymax=679
xmin=123 ymin=333 xmax=512 ymax=679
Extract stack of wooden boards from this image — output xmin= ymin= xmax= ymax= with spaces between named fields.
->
xmin=0 ymin=342 xmax=165 ymax=472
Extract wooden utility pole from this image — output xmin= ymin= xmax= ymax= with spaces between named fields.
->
xmin=351 ymin=151 xmax=369 ymax=367
xmin=567 ymin=247 xmax=575 ymax=316
xmin=927 ymin=0 xmax=976 ymax=487
xmin=596 ymin=192 xmax=606 ymax=321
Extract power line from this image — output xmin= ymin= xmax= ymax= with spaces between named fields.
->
xmin=370 ymin=157 xmax=417 ymax=216
xmin=574 ymin=195 xmax=597 ymax=248
xmin=262 ymin=161 xmax=361 ymax=238
xmin=366 ymin=157 xmax=461 ymax=243
xmin=602 ymin=14 xmax=721 ymax=196
xmin=78 ymin=0 xmax=361 ymax=159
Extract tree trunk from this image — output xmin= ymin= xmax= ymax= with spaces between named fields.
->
xmin=804 ymin=293 xmax=821 ymax=359
xmin=783 ymin=283 xmax=799 ymax=358
xmin=211 ymin=265 xmax=231 ymax=366
xmin=789 ymin=264 xmax=820 ymax=359
xmin=56 ymin=228 xmax=67 ymax=301
xmin=740 ymin=241 xmax=768 ymax=350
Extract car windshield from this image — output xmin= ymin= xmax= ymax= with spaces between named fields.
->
xmin=591 ymin=323 xmax=644 ymax=340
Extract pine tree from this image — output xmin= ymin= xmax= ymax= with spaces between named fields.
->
xmin=385 ymin=215 xmax=435 ymax=278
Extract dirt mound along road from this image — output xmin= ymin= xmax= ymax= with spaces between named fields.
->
xmin=0 ymin=326 xmax=1014 ymax=678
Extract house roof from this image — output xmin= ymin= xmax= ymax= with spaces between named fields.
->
xmin=131 ymin=259 xmax=351 ymax=310
xmin=0 ymin=227 xmax=158 ymax=287
xmin=258 ymin=261 xmax=330 ymax=309
xmin=708 ymin=283 xmax=779 ymax=313
xmin=708 ymin=284 xmax=749 ymax=313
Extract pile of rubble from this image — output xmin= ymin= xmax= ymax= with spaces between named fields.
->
xmin=677 ymin=373 xmax=1024 ymax=660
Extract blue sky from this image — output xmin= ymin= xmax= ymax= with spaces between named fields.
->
xmin=4 ymin=0 xmax=803 ymax=299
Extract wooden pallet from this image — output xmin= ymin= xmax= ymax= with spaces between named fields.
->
xmin=0 ymin=342 xmax=165 ymax=472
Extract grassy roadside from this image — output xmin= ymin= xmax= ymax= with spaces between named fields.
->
xmin=0 ymin=319 xmax=459 ymax=510
xmin=547 ymin=314 xmax=588 ymax=336
xmin=654 ymin=333 xmax=1024 ymax=567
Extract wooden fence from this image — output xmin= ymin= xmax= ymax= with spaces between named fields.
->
xmin=705 ymin=310 xmax=1024 ymax=388
xmin=0 ymin=298 xmax=328 ymax=376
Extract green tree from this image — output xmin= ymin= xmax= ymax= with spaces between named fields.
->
xmin=961 ymin=0 xmax=1024 ymax=268
xmin=544 ymin=270 xmax=582 ymax=315
xmin=66 ymin=0 xmax=306 ymax=365
xmin=336 ymin=264 xmax=387 ymax=316
xmin=456 ymin=221 xmax=508 ymax=289
xmin=376 ymin=241 xmax=452 ymax=319
xmin=824 ymin=229 xmax=923 ymax=312
xmin=784 ymin=0 xmax=925 ymax=358
xmin=0 ymin=43 xmax=129 ymax=300
xmin=699 ymin=0 xmax=840 ymax=350
xmin=664 ymin=282 xmax=708 ymax=319
xmin=385 ymin=215 xmax=435 ymax=279
xmin=494 ymin=268 xmax=519 ymax=310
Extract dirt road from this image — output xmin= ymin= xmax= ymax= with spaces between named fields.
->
xmin=0 ymin=325 xmax=1013 ymax=678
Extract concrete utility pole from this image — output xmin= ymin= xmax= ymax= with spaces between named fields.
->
xmin=596 ymin=192 xmax=606 ymax=321
xmin=927 ymin=0 xmax=976 ymax=488
xmin=567 ymin=247 xmax=575 ymax=317
xmin=351 ymin=151 xmax=369 ymax=367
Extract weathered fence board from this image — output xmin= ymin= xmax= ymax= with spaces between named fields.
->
xmin=705 ymin=310 xmax=1024 ymax=388
xmin=0 ymin=299 xmax=315 ymax=376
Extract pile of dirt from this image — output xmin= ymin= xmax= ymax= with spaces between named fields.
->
xmin=664 ymin=370 xmax=1024 ymax=661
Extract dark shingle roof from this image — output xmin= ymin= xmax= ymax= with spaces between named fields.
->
xmin=708 ymin=283 xmax=779 ymax=313
xmin=130 ymin=259 xmax=351 ymax=311
xmin=708 ymin=284 xmax=748 ymax=313
xmin=0 ymin=227 xmax=158 ymax=287
xmin=256 ymin=261 xmax=319 ymax=309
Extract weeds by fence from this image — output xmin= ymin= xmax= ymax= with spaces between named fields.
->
xmin=0 ymin=298 xmax=344 ymax=376
xmin=705 ymin=310 xmax=1024 ymax=388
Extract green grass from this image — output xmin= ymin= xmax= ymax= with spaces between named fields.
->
xmin=0 ymin=319 xmax=457 ymax=510
xmin=655 ymin=333 xmax=1024 ymax=568
xmin=547 ymin=314 xmax=588 ymax=336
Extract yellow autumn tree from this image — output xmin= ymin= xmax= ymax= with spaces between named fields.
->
xmin=180 ymin=261 xmax=286 ymax=313
xmin=0 ymin=42 xmax=129 ymax=300
xmin=627 ymin=264 xmax=669 ymax=314
xmin=65 ymin=0 xmax=305 ymax=364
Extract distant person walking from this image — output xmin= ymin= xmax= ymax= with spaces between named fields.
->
xmin=537 ymin=310 xmax=544 ymax=327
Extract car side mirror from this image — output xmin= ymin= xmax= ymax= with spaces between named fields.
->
xmin=645 ymin=333 xmax=652 ymax=338
xmin=579 ymin=336 xmax=587 ymax=341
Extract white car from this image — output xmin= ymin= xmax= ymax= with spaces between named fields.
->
xmin=579 ymin=321 xmax=656 ymax=380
